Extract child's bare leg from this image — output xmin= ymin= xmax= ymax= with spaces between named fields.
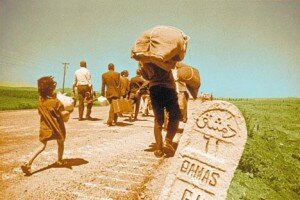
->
xmin=57 ymin=139 xmax=64 ymax=164
xmin=28 ymin=141 xmax=47 ymax=166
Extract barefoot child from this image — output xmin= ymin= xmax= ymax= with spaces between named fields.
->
xmin=21 ymin=76 xmax=70 ymax=175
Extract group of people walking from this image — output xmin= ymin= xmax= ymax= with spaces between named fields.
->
xmin=73 ymin=59 xmax=189 ymax=158
xmin=20 ymin=59 xmax=189 ymax=175
xmin=20 ymin=25 xmax=192 ymax=179
xmin=72 ymin=60 xmax=151 ymax=125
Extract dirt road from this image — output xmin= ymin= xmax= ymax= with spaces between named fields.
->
xmin=0 ymin=102 xmax=196 ymax=199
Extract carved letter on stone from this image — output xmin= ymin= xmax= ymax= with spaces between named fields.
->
xmin=159 ymin=100 xmax=247 ymax=200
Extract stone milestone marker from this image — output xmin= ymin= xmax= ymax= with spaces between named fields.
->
xmin=159 ymin=100 xmax=247 ymax=200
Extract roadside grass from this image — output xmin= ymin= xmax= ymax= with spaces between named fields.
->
xmin=0 ymin=86 xmax=102 ymax=110
xmin=0 ymin=86 xmax=38 ymax=110
xmin=0 ymin=87 xmax=299 ymax=199
xmin=0 ymin=96 xmax=38 ymax=110
xmin=227 ymin=98 xmax=300 ymax=200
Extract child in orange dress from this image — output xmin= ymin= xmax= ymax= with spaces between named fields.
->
xmin=21 ymin=76 xmax=70 ymax=175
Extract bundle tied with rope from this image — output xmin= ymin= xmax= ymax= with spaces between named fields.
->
xmin=131 ymin=26 xmax=189 ymax=72
xmin=176 ymin=62 xmax=201 ymax=99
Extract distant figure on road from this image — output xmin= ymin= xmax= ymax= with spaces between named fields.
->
xmin=120 ymin=70 xmax=130 ymax=99
xmin=129 ymin=69 xmax=146 ymax=121
xmin=139 ymin=62 xmax=181 ymax=158
xmin=172 ymin=66 xmax=189 ymax=123
xmin=200 ymin=92 xmax=213 ymax=102
xmin=73 ymin=60 xmax=93 ymax=121
xmin=21 ymin=76 xmax=70 ymax=175
xmin=101 ymin=63 xmax=121 ymax=126
xmin=139 ymin=82 xmax=151 ymax=116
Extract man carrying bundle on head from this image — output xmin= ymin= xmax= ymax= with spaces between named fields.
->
xmin=131 ymin=26 xmax=190 ymax=157
xmin=139 ymin=62 xmax=181 ymax=157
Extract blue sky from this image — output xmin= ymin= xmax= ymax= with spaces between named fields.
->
xmin=0 ymin=0 xmax=299 ymax=97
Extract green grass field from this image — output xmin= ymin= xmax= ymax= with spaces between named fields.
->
xmin=226 ymin=98 xmax=300 ymax=200
xmin=0 ymin=86 xmax=299 ymax=199
xmin=0 ymin=86 xmax=101 ymax=110
xmin=0 ymin=86 xmax=39 ymax=110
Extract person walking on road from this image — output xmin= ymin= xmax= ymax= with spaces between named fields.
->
xmin=101 ymin=63 xmax=121 ymax=126
xmin=129 ymin=69 xmax=146 ymax=121
xmin=120 ymin=70 xmax=130 ymax=99
xmin=139 ymin=82 xmax=151 ymax=116
xmin=172 ymin=66 xmax=189 ymax=123
xmin=21 ymin=76 xmax=70 ymax=175
xmin=139 ymin=62 xmax=181 ymax=158
xmin=73 ymin=60 xmax=93 ymax=121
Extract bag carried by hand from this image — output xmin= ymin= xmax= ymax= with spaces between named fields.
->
xmin=112 ymin=99 xmax=133 ymax=114
xmin=57 ymin=92 xmax=75 ymax=112
xmin=97 ymin=96 xmax=109 ymax=106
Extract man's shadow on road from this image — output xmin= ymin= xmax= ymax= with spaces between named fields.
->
xmin=144 ymin=142 xmax=156 ymax=152
xmin=124 ymin=118 xmax=149 ymax=122
xmin=116 ymin=122 xmax=133 ymax=127
xmin=28 ymin=158 xmax=89 ymax=176
xmin=73 ymin=117 xmax=102 ymax=121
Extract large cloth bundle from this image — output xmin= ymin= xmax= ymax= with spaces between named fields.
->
xmin=131 ymin=26 xmax=189 ymax=71
xmin=176 ymin=62 xmax=201 ymax=99
xmin=57 ymin=92 xmax=75 ymax=112
xmin=112 ymin=99 xmax=133 ymax=114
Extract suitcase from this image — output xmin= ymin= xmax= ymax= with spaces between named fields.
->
xmin=112 ymin=99 xmax=133 ymax=114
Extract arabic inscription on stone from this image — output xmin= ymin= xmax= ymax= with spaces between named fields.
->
xmin=159 ymin=100 xmax=247 ymax=200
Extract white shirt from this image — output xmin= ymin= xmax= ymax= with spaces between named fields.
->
xmin=172 ymin=68 xmax=187 ymax=93
xmin=73 ymin=67 xmax=92 ymax=87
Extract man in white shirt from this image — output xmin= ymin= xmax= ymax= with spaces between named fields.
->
xmin=73 ymin=60 xmax=93 ymax=121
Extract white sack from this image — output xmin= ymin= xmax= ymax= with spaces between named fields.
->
xmin=57 ymin=92 xmax=75 ymax=112
xmin=97 ymin=96 xmax=109 ymax=106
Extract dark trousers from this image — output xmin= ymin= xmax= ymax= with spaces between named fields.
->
xmin=77 ymin=85 xmax=93 ymax=119
xmin=107 ymin=97 xmax=119 ymax=124
xmin=150 ymin=86 xmax=181 ymax=150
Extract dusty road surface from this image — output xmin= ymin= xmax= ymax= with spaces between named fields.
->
xmin=0 ymin=101 xmax=197 ymax=199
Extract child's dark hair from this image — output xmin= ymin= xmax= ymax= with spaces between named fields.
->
xmin=38 ymin=76 xmax=57 ymax=98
